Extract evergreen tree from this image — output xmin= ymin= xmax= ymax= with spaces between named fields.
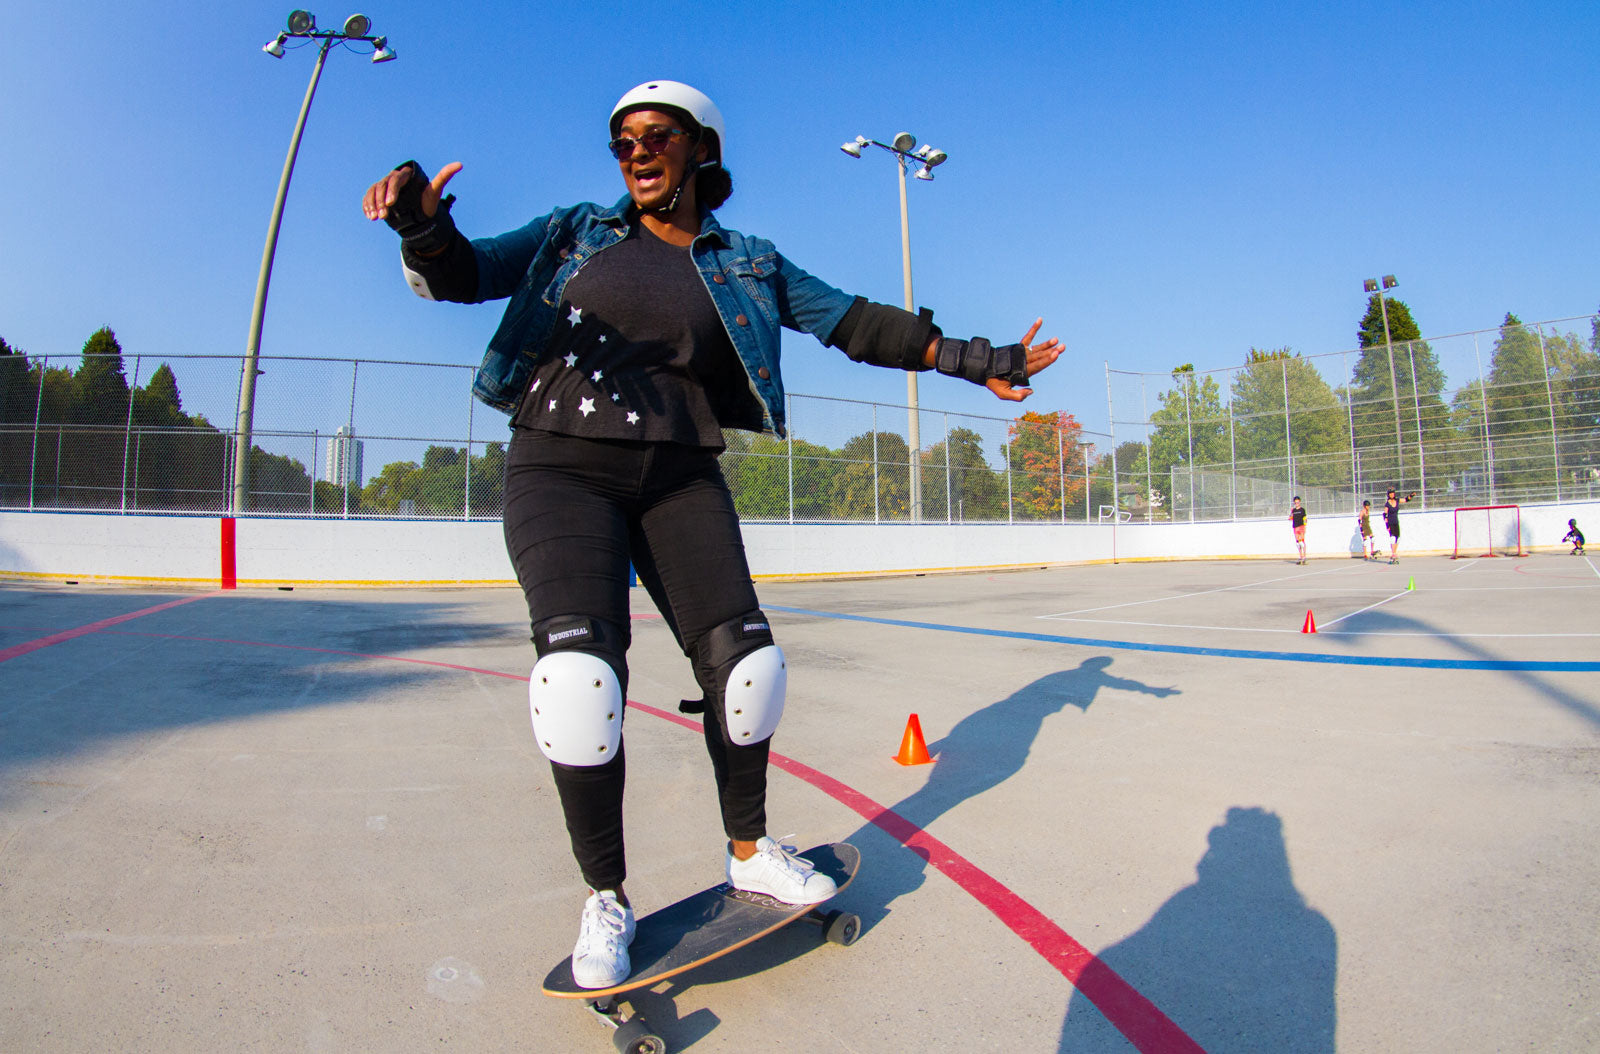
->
xmin=73 ymin=327 xmax=130 ymax=426
xmin=1484 ymin=313 xmax=1557 ymax=491
xmin=1348 ymin=295 xmax=1449 ymax=494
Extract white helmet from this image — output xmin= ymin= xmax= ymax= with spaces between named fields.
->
xmin=610 ymin=80 xmax=725 ymax=164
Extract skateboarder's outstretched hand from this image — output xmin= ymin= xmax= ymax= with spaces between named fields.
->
xmin=980 ymin=318 xmax=1065 ymax=403
xmin=362 ymin=161 xmax=463 ymax=222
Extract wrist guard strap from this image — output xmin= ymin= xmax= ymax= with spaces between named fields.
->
xmin=934 ymin=337 xmax=1028 ymax=386
xmin=384 ymin=160 xmax=457 ymax=255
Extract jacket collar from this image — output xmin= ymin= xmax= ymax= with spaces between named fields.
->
xmin=602 ymin=194 xmax=730 ymax=248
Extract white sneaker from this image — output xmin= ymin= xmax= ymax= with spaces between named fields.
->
xmin=727 ymin=837 xmax=837 ymax=905
xmin=571 ymin=890 xmax=635 ymax=989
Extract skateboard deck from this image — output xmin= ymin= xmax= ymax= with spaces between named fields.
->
xmin=543 ymin=842 xmax=859 ymax=999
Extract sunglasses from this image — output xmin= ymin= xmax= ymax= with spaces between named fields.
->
xmin=607 ymin=128 xmax=688 ymax=161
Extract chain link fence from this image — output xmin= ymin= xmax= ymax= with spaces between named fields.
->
xmin=1105 ymin=314 xmax=1600 ymax=522
xmin=0 ymin=350 xmax=1110 ymax=524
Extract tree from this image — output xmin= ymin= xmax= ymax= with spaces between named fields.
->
xmin=1148 ymin=365 xmax=1229 ymax=517
xmin=73 ymin=327 xmax=130 ymax=426
xmin=1484 ymin=313 xmax=1558 ymax=491
xmin=1348 ymin=295 xmax=1449 ymax=493
xmin=720 ymin=432 xmax=841 ymax=521
xmin=1005 ymin=410 xmax=1086 ymax=520
xmin=923 ymin=426 xmax=1003 ymax=522
xmin=1228 ymin=348 xmax=1349 ymax=488
xmin=829 ymin=431 xmax=910 ymax=521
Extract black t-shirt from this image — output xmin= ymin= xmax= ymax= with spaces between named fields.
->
xmin=1291 ymin=507 xmax=1306 ymax=528
xmin=510 ymin=222 xmax=758 ymax=446
xmin=1384 ymin=499 xmax=1400 ymax=530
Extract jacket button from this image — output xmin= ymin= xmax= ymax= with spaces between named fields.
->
xmin=757 ymin=367 xmax=771 ymax=380
xmin=713 ymin=274 xmax=727 ymax=284
xmin=735 ymin=314 xmax=749 ymax=326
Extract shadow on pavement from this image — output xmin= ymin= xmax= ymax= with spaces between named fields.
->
xmin=1058 ymin=806 xmax=1337 ymax=1053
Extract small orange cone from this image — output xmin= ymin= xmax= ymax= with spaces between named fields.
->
xmin=893 ymin=713 xmax=933 ymax=766
xmin=1301 ymin=610 xmax=1317 ymax=634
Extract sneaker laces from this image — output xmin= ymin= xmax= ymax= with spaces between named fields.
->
xmin=577 ymin=895 xmax=629 ymax=956
xmin=759 ymin=835 xmax=817 ymax=880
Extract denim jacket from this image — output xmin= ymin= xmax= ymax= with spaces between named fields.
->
xmin=463 ymin=196 xmax=854 ymax=437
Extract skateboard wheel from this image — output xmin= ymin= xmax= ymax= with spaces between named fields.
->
xmin=822 ymin=910 xmax=860 ymax=946
xmin=613 ymin=1017 xmax=667 ymax=1054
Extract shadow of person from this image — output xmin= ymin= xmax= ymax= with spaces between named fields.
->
xmin=601 ymin=658 xmax=1183 ymax=1041
xmin=1058 ymin=806 xmax=1337 ymax=1053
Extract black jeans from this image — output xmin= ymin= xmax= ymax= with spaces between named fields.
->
xmin=503 ymin=429 xmax=770 ymax=891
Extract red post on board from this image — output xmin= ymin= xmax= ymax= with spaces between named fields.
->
xmin=220 ymin=517 xmax=237 ymax=590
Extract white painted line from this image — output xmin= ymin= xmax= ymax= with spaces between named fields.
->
xmin=1586 ymin=555 xmax=1600 ymax=579
xmin=1451 ymin=558 xmax=1481 ymax=574
xmin=1319 ymin=588 xmax=1411 ymax=628
xmin=1038 ymin=616 xmax=1600 ymax=639
xmin=1040 ymin=564 xmax=1348 ymax=618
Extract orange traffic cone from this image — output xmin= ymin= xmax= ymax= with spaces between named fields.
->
xmin=1301 ymin=610 xmax=1317 ymax=634
xmin=893 ymin=714 xmax=933 ymax=766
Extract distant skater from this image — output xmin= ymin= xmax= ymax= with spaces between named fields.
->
xmin=1563 ymin=518 xmax=1585 ymax=555
xmin=1357 ymin=500 xmax=1376 ymax=560
xmin=1290 ymin=496 xmax=1307 ymax=564
xmin=1383 ymin=488 xmax=1414 ymax=564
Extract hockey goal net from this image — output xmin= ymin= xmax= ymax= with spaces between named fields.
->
xmin=1452 ymin=504 xmax=1525 ymax=558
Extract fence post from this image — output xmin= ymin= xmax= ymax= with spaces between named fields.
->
xmin=785 ymin=393 xmax=794 ymax=524
xmin=121 ymin=354 xmax=141 ymax=513
xmin=1343 ymin=350 xmax=1358 ymax=507
xmin=871 ymin=403 xmax=879 ymax=524
xmin=464 ymin=368 xmax=474 ymax=521
xmin=1058 ymin=419 xmax=1066 ymax=523
xmin=27 ymin=356 xmax=45 ymax=510
xmin=1228 ymin=386 xmax=1238 ymax=521
xmin=944 ymin=411 xmax=952 ymax=524
xmin=1535 ymin=324 xmax=1562 ymax=501
xmin=311 ymin=430 xmax=319 ymax=514
xmin=1472 ymin=332 xmax=1494 ymax=504
xmin=1005 ymin=440 xmax=1013 ymax=523
xmin=344 ymin=361 xmax=359 ymax=519
xmin=1406 ymin=343 xmax=1427 ymax=507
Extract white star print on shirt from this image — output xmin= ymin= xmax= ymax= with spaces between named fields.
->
xmin=579 ymin=398 xmax=596 ymax=417
xmin=626 ymin=411 xmax=640 ymax=425
xmin=591 ymin=370 xmax=604 ymax=383
xmin=567 ymin=307 xmax=582 ymax=326
xmin=530 ymin=378 xmax=541 ymax=392
xmin=611 ymin=393 xmax=621 ymax=402
xmin=548 ymin=399 xmax=557 ymax=412
xmin=564 ymin=352 xmax=579 ymax=368
xmin=598 ymin=335 xmax=607 ymax=343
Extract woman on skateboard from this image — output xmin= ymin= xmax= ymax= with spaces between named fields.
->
xmin=362 ymin=80 xmax=1063 ymax=989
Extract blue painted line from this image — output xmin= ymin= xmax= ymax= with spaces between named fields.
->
xmin=765 ymin=606 xmax=1600 ymax=673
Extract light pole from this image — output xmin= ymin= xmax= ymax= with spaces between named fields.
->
xmin=840 ymin=132 xmax=948 ymax=522
xmin=1362 ymin=275 xmax=1403 ymax=493
xmin=233 ymin=11 xmax=395 ymax=514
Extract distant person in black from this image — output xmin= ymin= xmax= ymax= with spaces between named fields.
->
xmin=1383 ymin=488 xmax=1414 ymax=564
xmin=1563 ymin=518 xmax=1585 ymax=555
xmin=1289 ymin=496 xmax=1307 ymax=565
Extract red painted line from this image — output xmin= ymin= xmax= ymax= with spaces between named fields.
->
xmin=220 ymin=518 xmax=237 ymax=590
xmin=40 ymin=628 xmax=1202 ymax=1051
xmin=0 ymin=593 xmax=220 ymax=664
xmin=623 ymin=699 xmax=1204 ymax=1054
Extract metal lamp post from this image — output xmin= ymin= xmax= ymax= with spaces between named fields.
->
xmin=1361 ymin=275 xmax=1403 ymax=493
xmin=232 ymin=11 xmax=395 ymax=514
xmin=840 ymin=132 xmax=948 ymax=522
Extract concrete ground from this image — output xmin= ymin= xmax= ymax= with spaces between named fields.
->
xmin=2 ymin=551 xmax=1598 ymax=1053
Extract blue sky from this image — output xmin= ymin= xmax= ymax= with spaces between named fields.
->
xmin=3 ymin=0 xmax=1596 ymax=442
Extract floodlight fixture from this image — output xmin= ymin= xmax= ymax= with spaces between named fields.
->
xmin=840 ymin=139 xmax=864 ymax=158
xmin=343 ymin=13 xmax=371 ymax=36
xmin=914 ymin=166 xmax=934 ymax=181
xmin=922 ymin=148 xmax=948 ymax=167
xmin=891 ymin=131 xmax=916 ymax=152
xmin=371 ymin=36 xmax=395 ymax=62
xmin=287 ymin=9 xmax=316 ymax=33
xmin=1363 ymin=278 xmax=1377 ymax=293
xmin=1382 ymin=274 xmax=1398 ymax=290
xmin=263 ymin=33 xmax=288 ymax=57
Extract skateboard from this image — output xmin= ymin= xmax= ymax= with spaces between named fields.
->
xmin=543 ymin=842 xmax=860 ymax=1054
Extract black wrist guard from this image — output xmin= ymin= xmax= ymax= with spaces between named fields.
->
xmin=934 ymin=337 xmax=1028 ymax=387
xmin=384 ymin=160 xmax=457 ymax=254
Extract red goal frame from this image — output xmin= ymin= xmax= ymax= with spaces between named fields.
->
xmin=1451 ymin=504 xmax=1524 ymax=559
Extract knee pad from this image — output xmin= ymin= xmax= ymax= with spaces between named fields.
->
xmin=529 ymin=616 xmax=626 ymax=767
xmin=695 ymin=611 xmax=786 ymax=745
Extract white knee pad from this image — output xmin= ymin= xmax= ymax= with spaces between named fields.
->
xmin=529 ymin=651 xmax=622 ymax=766
xmin=723 ymin=644 xmax=786 ymax=745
